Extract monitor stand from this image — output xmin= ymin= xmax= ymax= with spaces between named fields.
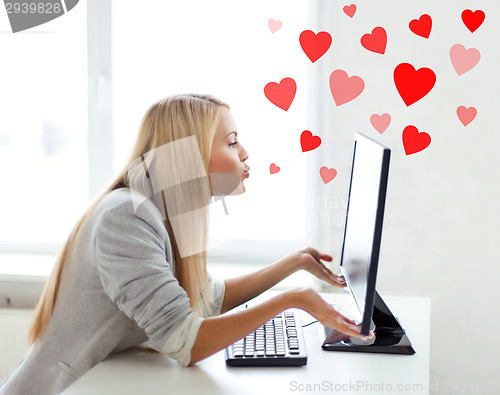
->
xmin=321 ymin=291 xmax=415 ymax=355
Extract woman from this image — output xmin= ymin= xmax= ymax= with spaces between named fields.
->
xmin=0 ymin=94 xmax=367 ymax=394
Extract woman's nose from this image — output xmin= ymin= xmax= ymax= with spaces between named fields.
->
xmin=240 ymin=146 xmax=249 ymax=162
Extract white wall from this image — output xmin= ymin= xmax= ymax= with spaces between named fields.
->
xmin=307 ymin=1 xmax=499 ymax=393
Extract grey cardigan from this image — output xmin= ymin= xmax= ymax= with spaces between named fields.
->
xmin=0 ymin=188 xmax=225 ymax=394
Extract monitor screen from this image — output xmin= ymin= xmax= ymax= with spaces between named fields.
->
xmin=339 ymin=132 xmax=390 ymax=335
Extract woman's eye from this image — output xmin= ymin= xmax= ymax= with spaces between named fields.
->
xmin=229 ymin=141 xmax=239 ymax=147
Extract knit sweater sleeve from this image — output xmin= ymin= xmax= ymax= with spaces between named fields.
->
xmin=94 ymin=196 xmax=203 ymax=367
xmin=208 ymin=272 xmax=226 ymax=316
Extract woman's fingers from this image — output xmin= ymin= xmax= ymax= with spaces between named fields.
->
xmin=326 ymin=270 xmax=345 ymax=286
xmin=339 ymin=320 xmax=368 ymax=339
xmin=314 ymin=259 xmax=339 ymax=278
xmin=302 ymin=289 xmax=372 ymax=340
xmin=315 ymin=258 xmax=345 ymax=286
xmin=302 ymin=247 xmax=331 ymax=263
xmin=302 ymin=250 xmax=345 ymax=288
xmin=329 ymin=314 xmax=363 ymax=338
xmin=329 ymin=271 xmax=345 ymax=282
xmin=324 ymin=307 xmax=368 ymax=339
xmin=339 ymin=318 xmax=375 ymax=340
xmin=341 ymin=315 xmax=357 ymax=326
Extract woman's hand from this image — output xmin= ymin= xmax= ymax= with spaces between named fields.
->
xmin=288 ymin=247 xmax=346 ymax=288
xmin=288 ymin=287 xmax=372 ymax=340
xmin=221 ymin=246 xmax=344 ymax=314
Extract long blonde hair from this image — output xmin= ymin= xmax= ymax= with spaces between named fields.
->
xmin=29 ymin=93 xmax=229 ymax=344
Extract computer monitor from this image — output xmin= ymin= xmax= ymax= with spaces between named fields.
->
xmin=339 ymin=132 xmax=390 ymax=335
xmin=321 ymin=132 xmax=415 ymax=355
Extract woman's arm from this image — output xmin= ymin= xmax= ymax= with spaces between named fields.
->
xmin=220 ymin=255 xmax=300 ymax=314
xmin=189 ymin=287 xmax=369 ymax=366
xmin=220 ymin=247 xmax=346 ymax=314
xmin=189 ymin=290 xmax=291 ymax=365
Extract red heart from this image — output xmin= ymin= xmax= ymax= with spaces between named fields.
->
xmin=300 ymin=130 xmax=322 ymax=152
xmin=393 ymin=63 xmax=436 ymax=107
xmin=320 ymin=167 xmax=337 ymax=184
xmin=409 ymin=14 xmax=432 ymax=38
xmin=461 ymin=9 xmax=485 ymax=33
xmin=402 ymin=126 xmax=431 ymax=155
xmin=360 ymin=26 xmax=387 ymax=54
xmin=299 ymin=30 xmax=332 ymax=63
xmin=264 ymin=78 xmax=297 ymax=111
xmin=343 ymin=4 xmax=356 ymax=18
xmin=270 ymin=163 xmax=281 ymax=174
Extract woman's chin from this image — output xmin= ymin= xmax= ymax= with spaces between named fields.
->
xmin=209 ymin=172 xmax=244 ymax=196
xmin=228 ymin=181 xmax=245 ymax=196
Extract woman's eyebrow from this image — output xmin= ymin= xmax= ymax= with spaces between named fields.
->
xmin=225 ymin=131 xmax=238 ymax=138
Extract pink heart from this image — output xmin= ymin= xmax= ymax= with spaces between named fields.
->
xmin=450 ymin=44 xmax=480 ymax=76
xmin=343 ymin=4 xmax=356 ymax=18
xmin=370 ymin=113 xmax=391 ymax=134
xmin=329 ymin=69 xmax=365 ymax=106
xmin=320 ymin=167 xmax=337 ymax=184
xmin=268 ymin=19 xmax=282 ymax=33
xmin=270 ymin=163 xmax=281 ymax=174
xmin=456 ymin=106 xmax=477 ymax=126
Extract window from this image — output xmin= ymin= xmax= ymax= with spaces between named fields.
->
xmin=0 ymin=0 xmax=317 ymax=271
xmin=0 ymin=4 xmax=88 ymax=254
xmin=111 ymin=0 xmax=310 ymax=262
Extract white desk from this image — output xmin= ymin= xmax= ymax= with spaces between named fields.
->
xmin=63 ymin=293 xmax=430 ymax=395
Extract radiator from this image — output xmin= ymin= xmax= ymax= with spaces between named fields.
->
xmin=0 ymin=309 xmax=34 ymax=383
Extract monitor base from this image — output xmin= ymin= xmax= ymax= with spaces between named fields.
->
xmin=321 ymin=292 xmax=415 ymax=355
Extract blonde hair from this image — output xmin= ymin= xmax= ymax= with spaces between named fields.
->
xmin=29 ymin=93 xmax=229 ymax=344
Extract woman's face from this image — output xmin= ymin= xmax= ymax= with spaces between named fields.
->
xmin=208 ymin=107 xmax=249 ymax=196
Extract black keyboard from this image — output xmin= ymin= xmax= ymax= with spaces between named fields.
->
xmin=225 ymin=307 xmax=307 ymax=367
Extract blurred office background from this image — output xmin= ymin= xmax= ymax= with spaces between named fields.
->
xmin=0 ymin=1 xmax=499 ymax=393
